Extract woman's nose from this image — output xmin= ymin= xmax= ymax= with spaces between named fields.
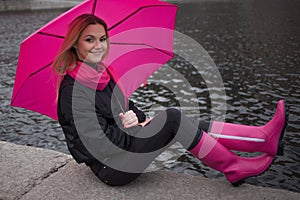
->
xmin=95 ymin=40 xmax=104 ymax=49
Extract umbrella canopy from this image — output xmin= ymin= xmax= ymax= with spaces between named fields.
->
xmin=11 ymin=0 xmax=177 ymax=120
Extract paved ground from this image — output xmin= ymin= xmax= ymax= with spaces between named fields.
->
xmin=1 ymin=141 xmax=299 ymax=200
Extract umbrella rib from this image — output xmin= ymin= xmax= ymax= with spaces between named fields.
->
xmin=30 ymin=62 xmax=53 ymax=78
xmin=92 ymin=0 xmax=98 ymax=15
xmin=110 ymin=42 xmax=173 ymax=57
xmin=38 ymin=32 xmax=65 ymax=39
xmin=108 ymin=4 xmax=176 ymax=31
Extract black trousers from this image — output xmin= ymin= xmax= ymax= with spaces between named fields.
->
xmin=89 ymin=108 xmax=210 ymax=186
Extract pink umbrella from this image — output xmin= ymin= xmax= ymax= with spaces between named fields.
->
xmin=11 ymin=0 xmax=177 ymax=120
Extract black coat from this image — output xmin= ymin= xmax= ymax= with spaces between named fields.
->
xmin=57 ymin=74 xmax=146 ymax=165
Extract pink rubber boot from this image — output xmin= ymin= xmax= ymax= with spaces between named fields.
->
xmin=209 ymin=100 xmax=287 ymax=156
xmin=190 ymin=131 xmax=274 ymax=186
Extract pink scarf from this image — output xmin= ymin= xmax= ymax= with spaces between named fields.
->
xmin=67 ymin=61 xmax=111 ymax=91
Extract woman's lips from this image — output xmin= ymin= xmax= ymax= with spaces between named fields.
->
xmin=90 ymin=51 xmax=104 ymax=56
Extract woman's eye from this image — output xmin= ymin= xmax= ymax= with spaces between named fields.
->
xmin=100 ymin=37 xmax=107 ymax=42
xmin=86 ymin=38 xmax=94 ymax=42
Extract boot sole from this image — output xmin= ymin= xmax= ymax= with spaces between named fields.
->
xmin=276 ymin=102 xmax=288 ymax=156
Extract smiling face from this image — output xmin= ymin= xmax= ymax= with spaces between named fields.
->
xmin=74 ymin=23 xmax=108 ymax=64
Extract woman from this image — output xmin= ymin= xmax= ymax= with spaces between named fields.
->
xmin=53 ymin=14 xmax=287 ymax=186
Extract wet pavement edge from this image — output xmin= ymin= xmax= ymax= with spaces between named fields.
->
xmin=1 ymin=141 xmax=299 ymax=200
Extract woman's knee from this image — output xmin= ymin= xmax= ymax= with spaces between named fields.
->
xmin=165 ymin=108 xmax=181 ymax=123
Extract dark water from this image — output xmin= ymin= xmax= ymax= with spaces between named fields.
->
xmin=1 ymin=0 xmax=299 ymax=192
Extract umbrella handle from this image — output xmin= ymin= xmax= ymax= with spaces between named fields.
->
xmin=107 ymin=82 xmax=126 ymax=113
xmin=115 ymin=94 xmax=125 ymax=113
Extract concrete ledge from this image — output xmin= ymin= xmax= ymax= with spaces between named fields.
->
xmin=0 ymin=141 xmax=72 ymax=199
xmin=1 ymin=141 xmax=299 ymax=200
xmin=0 ymin=0 xmax=82 ymax=11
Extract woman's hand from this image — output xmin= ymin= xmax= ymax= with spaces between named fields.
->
xmin=119 ymin=110 xmax=139 ymax=128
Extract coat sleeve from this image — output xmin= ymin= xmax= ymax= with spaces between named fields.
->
xmin=128 ymin=100 xmax=146 ymax=123
xmin=59 ymin=84 xmax=133 ymax=162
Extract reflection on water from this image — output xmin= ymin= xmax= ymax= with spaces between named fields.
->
xmin=0 ymin=0 xmax=299 ymax=192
